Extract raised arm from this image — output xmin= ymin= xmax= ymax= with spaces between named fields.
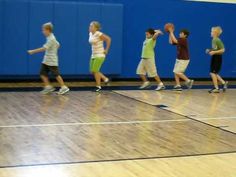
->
xmin=100 ymin=34 xmax=111 ymax=55
xmin=169 ymin=31 xmax=178 ymax=44
xmin=28 ymin=47 xmax=46 ymax=55
xmin=152 ymin=30 xmax=163 ymax=40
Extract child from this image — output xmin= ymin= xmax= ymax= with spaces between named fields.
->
xmin=28 ymin=22 xmax=69 ymax=95
xmin=206 ymin=26 xmax=228 ymax=93
xmin=169 ymin=28 xmax=194 ymax=91
xmin=89 ymin=21 xmax=111 ymax=92
xmin=136 ymin=28 xmax=165 ymax=91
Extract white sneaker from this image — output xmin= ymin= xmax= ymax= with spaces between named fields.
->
xmin=155 ymin=85 xmax=165 ymax=91
xmin=58 ymin=86 xmax=70 ymax=95
xmin=41 ymin=86 xmax=55 ymax=95
xmin=139 ymin=81 xmax=151 ymax=89
xmin=104 ymin=78 xmax=110 ymax=85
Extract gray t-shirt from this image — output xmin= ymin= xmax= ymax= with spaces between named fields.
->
xmin=43 ymin=33 xmax=60 ymax=66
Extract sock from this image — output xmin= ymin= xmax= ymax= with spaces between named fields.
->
xmin=45 ymin=85 xmax=52 ymax=89
xmin=104 ymin=78 xmax=109 ymax=82
xmin=159 ymin=82 xmax=164 ymax=86
xmin=61 ymin=85 xmax=68 ymax=89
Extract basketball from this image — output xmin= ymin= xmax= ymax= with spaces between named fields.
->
xmin=164 ymin=23 xmax=175 ymax=32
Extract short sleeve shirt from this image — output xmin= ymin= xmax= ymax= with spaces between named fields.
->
xmin=212 ymin=37 xmax=224 ymax=51
xmin=141 ymin=38 xmax=156 ymax=59
xmin=89 ymin=31 xmax=105 ymax=58
xmin=43 ymin=33 xmax=60 ymax=66
xmin=173 ymin=38 xmax=189 ymax=60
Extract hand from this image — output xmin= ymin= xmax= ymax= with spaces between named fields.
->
xmin=104 ymin=49 xmax=109 ymax=55
xmin=209 ymin=51 xmax=216 ymax=56
xmin=155 ymin=29 xmax=163 ymax=35
xmin=168 ymin=27 xmax=174 ymax=33
xmin=205 ymin=49 xmax=210 ymax=54
xmin=28 ymin=50 xmax=34 ymax=55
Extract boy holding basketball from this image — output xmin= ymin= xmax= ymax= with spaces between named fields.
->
xmin=28 ymin=22 xmax=69 ymax=95
xmin=206 ymin=26 xmax=228 ymax=93
xmin=136 ymin=28 xmax=165 ymax=91
xmin=168 ymin=25 xmax=194 ymax=91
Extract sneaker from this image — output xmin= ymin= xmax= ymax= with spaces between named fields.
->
xmin=173 ymin=85 xmax=183 ymax=91
xmin=185 ymin=80 xmax=194 ymax=89
xmin=58 ymin=86 xmax=70 ymax=95
xmin=139 ymin=81 xmax=151 ymax=89
xmin=104 ymin=78 xmax=110 ymax=86
xmin=208 ymin=88 xmax=220 ymax=93
xmin=94 ymin=86 xmax=102 ymax=92
xmin=155 ymin=85 xmax=165 ymax=91
xmin=40 ymin=86 xmax=55 ymax=95
xmin=223 ymin=81 xmax=228 ymax=92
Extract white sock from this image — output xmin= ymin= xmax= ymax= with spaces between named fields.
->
xmin=104 ymin=78 xmax=109 ymax=82
xmin=45 ymin=85 xmax=52 ymax=89
xmin=159 ymin=82 xmax=164 ymax=86
xmin=61 ymin=85 xmax=68 ymax=89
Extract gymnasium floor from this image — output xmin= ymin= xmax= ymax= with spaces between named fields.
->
xmin=0 ymin=81 xmax=236 ymax=177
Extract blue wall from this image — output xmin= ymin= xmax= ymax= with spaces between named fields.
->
xmin=0 ymin=0 xmax=236 ymax=79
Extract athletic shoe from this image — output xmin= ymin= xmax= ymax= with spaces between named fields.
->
xmin=185 ymin=80 xmax=194 ymax=89
xmin=139 ymin=81 xmax=151 ymax=89
xmin=94 ymin=86 xmax=102 ymax=92
xmin=155 ymin=85 xmax=165 ymax=91
xmin=208 ymin=88 xmax=220 ymax=93
xmin=58 ymin=86 xmax=70 ymax=95
xmin=223 ymin=81 xmax=228 ymax=92
xmin=173 ymin=85 xmax=183 ymax=91
xmin=104 ymin=78 xmax=110 ymax=85
xmin=41 ymin=86 xmax=55 ymax=95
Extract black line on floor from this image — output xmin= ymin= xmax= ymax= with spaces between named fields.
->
xmin=0 ymin=151 xmax=236 ymax=169
xmin=112 ymin=91 xmax=236 ymax=136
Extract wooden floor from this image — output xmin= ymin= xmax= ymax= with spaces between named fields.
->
xmin=0 ymin=87 xmax=236 ymax=176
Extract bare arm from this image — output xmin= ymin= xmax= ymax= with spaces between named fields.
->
xmin=169 ymin=31 xmax=178 ymax=44
xmin=100 ymin=34 xmax=111 ymax=54
xmin=152 ymin=30 xmax=163 ymax=40
xmin=209 ymin=48 xmax=225 ymax=56
xmin=28 ymin=47 xmax=46 ymax=55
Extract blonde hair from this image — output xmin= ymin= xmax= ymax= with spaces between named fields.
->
xmin=43 ymin=22 xmax=54 ymax=32
xmin=91 ymin=21 xmax=101 ymax=31
xmin=212 ymin=26 xmax=223 ymax=36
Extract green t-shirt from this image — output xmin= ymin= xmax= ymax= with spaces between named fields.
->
xmin=212 ymin=37 xmax=224 ymax=51
xmin=141 ymin=38 xmax=156 ymax=59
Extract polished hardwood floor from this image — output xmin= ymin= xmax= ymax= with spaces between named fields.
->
xmin=0 ymin=87 xmax=235 ymax=176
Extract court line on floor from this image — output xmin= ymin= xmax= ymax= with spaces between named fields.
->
xmin=190 ymin=117 xmax=236 ymax=120
xmin=0 ymin=151 xmax=236 ymax=169
xmin=112 ymin=91 xmax=236 ymax=135
xmin=0 ymin=118 xmax=190 ymax=128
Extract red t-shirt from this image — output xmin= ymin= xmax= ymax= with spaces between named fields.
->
xmin=173 ymin=38 xmax=189 ymax=60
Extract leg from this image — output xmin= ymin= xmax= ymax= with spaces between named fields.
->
xmin=174 ymin=73 xmax=181 ymax=86
xmin=94 ymin=72 xmax=102 ymax=87
xmin=40 ymin=75 xmax=51 ymax=87
xmin=56 ymin=75 xmax=66 ymax=87
xmin=40 ymin=64 xmax=51 ymax=87
xmin=99 ymin=72 xmax=108 ymax=82
xmin=210 ymin=72 xmax=219 ymax=89
xmin=216 ymin=74 xmax=225 ymax=84
xmin=176 ymin=73 xmax=189 ymax=82
xmin=153 ymin=75 xmax=162 ymax=85
xmin=140 ymin=74 xmax=148 ymax=82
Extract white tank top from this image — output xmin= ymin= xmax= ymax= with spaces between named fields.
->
xmin=89 ymin=31 xmax=105 ymax=58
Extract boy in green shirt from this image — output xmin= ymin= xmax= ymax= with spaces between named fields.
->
xmin=206 ymin=26 xmax=228 ymax=93
xmin=136 ymin=28 xmax=165 ymax=91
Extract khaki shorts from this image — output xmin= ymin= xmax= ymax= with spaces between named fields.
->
xmin=136 ymin=58 xmax=157 ymax=77
xmin=173 ymin=59 xmax=190 ymax=74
